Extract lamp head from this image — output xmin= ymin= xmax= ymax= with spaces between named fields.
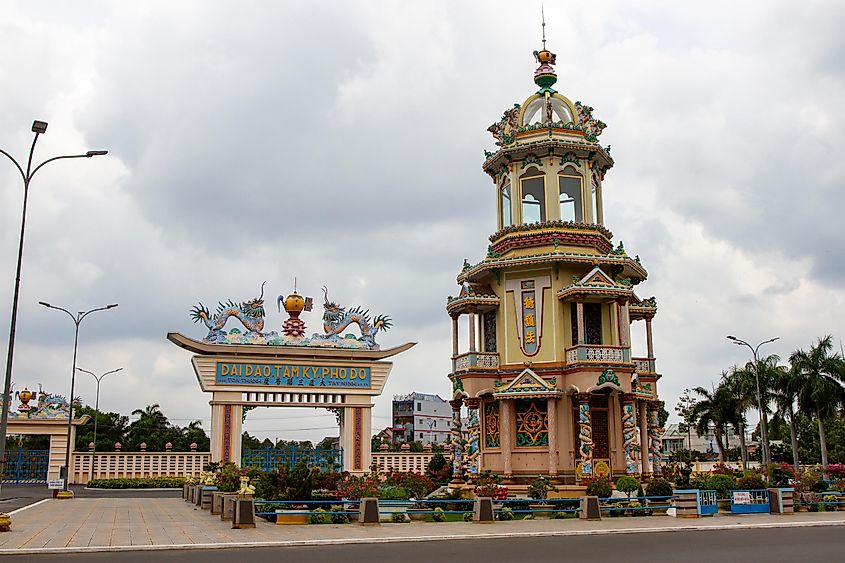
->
xmin=726 ymin=335 xmax=737 ymax=341
xmin=106 ymin=303 xmax=118 ymax=309
xmin=86 ymin=150 xmax=108 ymax=157
xmin=38 ymin=301 xmax=51 ymax=308
xmin=32 ymin=121 xmax=48 ymax=134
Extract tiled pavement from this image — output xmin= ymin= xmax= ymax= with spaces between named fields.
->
xmin=1 ymin=497 xmax=844 ymax=553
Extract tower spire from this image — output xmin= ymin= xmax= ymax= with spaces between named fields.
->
xmin=541 ymin=5 xmax=546 ymax=50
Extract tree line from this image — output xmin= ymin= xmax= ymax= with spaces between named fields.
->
xmin=675 ymin=335 xmax=845 ymax=468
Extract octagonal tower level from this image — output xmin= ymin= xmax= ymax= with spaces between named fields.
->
xmin=447 ymin=45 xmax=663 ymax=485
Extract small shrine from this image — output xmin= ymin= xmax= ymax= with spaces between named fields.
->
xmin=446 ymin=35 xmax=664 ymax=485
xmin=169 ymin=282 xmax=414 ymax=474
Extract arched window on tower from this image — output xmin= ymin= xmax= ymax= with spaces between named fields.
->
xmin=558 ymin=170 xmax=583 ymax=222
xmin=520 ymin=167 xmax=545 ymax=224
xmin=522 ymin=96 xmax=574 ymax=126
xmin=590 ymin=175 xmax=600 ymax=224
xmin=500 ymin=178 xmax=512 ymax=228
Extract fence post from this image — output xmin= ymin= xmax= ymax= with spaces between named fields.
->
xmin=358 ymin=497 xmax=380 ymax=525
xmin=580 ymin=496 xmax=601 ymax=520
xmin=473 ymin=497 xmax=494 ymax=523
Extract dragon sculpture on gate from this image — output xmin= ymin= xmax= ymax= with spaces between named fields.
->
xmin=190 ymin=283 xmax=271 ymax=343
xmin=311 ymin=287 xmax=392 ymax=350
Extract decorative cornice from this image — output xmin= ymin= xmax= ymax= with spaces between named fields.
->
xmin=490 ymin=222 xmax=613 ymax=255
xmin=456 ymin=251 xmax=647 ymax=284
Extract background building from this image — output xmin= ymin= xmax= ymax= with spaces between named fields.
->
xmin=391 ymin=393 xmax=451 ymax=444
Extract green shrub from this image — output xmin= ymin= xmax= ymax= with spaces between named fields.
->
xmin=708 ymin=474 xmax=737 ymax=499
xmin=309 ymin=508 xmax=328 ymax=524
xmin=87 ymin=477 xmax=186 ymax=489
xmin=390 ymin=512 xmax=408 ymax=523
xmin=378 ymin=486 xmax=411 ymax=500
xmin=463 ymin=512 xmax=474 ymax=522
xmin=497 ymin=507 xmax=514 ymax=521
xmin=644 ymin=478 xmax=673 ymax=498
xmin=615 ymin=476 xmax=640 ymax=499
xmin=527 ymin=475 xmax=551 ymax=500
xmin=522 ymin=514 xmax=535 ymax=520
xmin=584 ymin=476 xmax=613 ymax=498
xmin=432 ymin=507 xmax=446 ymax=522
xmin=689 ymin=474 xmax=711 ymax=490
xmin=330 ymin=505 xmax=350 ymax=524
xmin=811 ymin=480 xmax=831 ymax=493
xmin=737 ymin=474 xmax=766 ymax=490
xmin=552 ymin=511 xmax=576 ymax=519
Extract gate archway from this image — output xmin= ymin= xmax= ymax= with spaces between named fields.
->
xmin=168 ymin=285 xmax=414 ymax=475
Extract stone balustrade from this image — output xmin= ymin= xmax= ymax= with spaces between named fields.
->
xmin=453 ymin=352 xmax=500 ymax=371
xmin=565 ymin=344 xmax=630 ymax=365
xmin=70 ymin=451 xmax=211 ymax=484
xmin=371 ymin=452 xmax=451 ymax=474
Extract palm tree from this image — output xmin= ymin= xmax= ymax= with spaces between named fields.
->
xmin=770 ymin=363 xmax=802 ymax=469
xmin=789 ymin=336 xmax=845 ymax=468
xmin=128 ymin=404 xmax=170 ymax=449
xmin=691 ymin=385 xmax=733 ymax=462
xmin=723 ymin=368 xmax=757 ymax=469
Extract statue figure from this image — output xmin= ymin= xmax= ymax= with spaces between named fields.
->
xmin=311 ymin=287 xmax=391 ymax=350
xmin=190 ymin=283 xmax=267 ymax=343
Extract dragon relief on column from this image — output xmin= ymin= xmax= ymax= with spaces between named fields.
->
xmin=464 ymin=408 xmax=480 ymax=479
xmin=578 ymin=403 xmax=593 ymax=475
xmin=622 ymin=403 xmax=638 ymax=474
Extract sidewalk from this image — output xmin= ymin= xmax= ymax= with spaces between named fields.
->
xmin=1 ymin=497 xmax=844 ymax=554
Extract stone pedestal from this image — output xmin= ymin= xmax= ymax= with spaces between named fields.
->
xmin=769 ymin=488 xmax=794 ymax=514
xmin=221 ymin=495 xmax=237 ymax=521
xmin=580 ymin=496 xmax=601 ymax=520
xmin=232 ymin=498 xmax=256 ymax=529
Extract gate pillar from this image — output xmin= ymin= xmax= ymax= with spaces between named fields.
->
xmin=210 ymin=395 xmax=243 ymax=466
xmin=341 ymin=405 xmax=372 ymax=475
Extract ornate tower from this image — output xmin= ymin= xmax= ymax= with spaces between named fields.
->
xmin=447 ymin=40 xmax=663 ymax=485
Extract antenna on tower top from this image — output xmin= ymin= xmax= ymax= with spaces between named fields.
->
xmin=541 ymin=4 xmax=547 ymax=50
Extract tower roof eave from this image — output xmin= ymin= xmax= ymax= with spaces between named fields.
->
xmin=456 ymin=252 xmax=647 ymax=285
xmin=483 ymin=139 xmax=613 ymax=178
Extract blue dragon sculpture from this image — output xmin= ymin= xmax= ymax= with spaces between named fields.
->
xmin=312 ymin=287 xmax=391 ymax=349
xmin=190 ymin=283 xmax=267 ymax=343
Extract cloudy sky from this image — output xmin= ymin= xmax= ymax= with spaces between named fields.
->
xmin=1 ymin=1 xmax=843 ymax=445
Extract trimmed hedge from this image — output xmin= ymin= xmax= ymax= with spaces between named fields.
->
xmin=87 ymin=477 xmax=186 ymax=489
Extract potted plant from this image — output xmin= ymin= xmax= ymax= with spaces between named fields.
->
xmin=646 ymin=478 xmax=673 ymax=515
xmin=527 ymin=475 xmax=554 ymax=518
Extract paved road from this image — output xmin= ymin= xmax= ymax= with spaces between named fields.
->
xmin=0 ymin=485 xmax=179 ymax=513
xmin=3 ymin=526 xmax=842 ymax=562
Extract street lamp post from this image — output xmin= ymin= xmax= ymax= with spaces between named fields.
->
xmin=76 ymin=367 xmax=122 ymax=482
xmin=39 ymin=302 xmax=118 ymax=497
xmin=0 ymin=121 xmax=107 ymax=509
xmin=727 ymin=335 xmax=779 ymax=473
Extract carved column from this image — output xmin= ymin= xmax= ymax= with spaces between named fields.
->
xmin=449 ymin=399 xmax=464 ymax=484
xmin=639 ymin=400 xmax=650 ymax=475
xmin=468 ymin=310 xmax=477 ymax=353
xmin=576 ymin=300 xmax=585 ymax=344
xmin=621 ymin=394 xmax=637 ymax=475
xmin=645 ymin=317 xmax=654 ymax=359
xmin=618 ymin=298 xmax=630 ymax=348
xmin=648 ymin=401 xmax=663 ymax=475
xmin=576 ymin=393 xmax=593 ymax=477
xmin=451 ymin=315 xmax=459 ymax=357
xmin=464 ymin=397 xmax=481 ymax=481
xmin=614 ymin=300 xmax=622 ymax=346
xmin=500 ymin=400 xmax=513 ymax=478
xmin=547 ymin=397 xmax=558 ymax=477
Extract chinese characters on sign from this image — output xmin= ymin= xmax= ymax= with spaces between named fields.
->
xmin=215 ymin=362 xmax=371 ymax=388
xmin=521 ymin=280 xmax=538 ymax=354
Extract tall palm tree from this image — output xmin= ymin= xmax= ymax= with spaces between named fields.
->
xmin=771 ymin=363 xmax=801 ymax=468
xmin=789 ymin=336 xmax=845 ymax=468
xmin=691 ymin=385 xmax=733 ymax=462
xmin=723 ymin=368 xmax=758 ymax=469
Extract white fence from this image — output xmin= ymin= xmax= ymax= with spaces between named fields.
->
xmin=372 ymin=452 xmax=449 ymax=474
xmin=70 ymin=452 xmax=211 ymax=484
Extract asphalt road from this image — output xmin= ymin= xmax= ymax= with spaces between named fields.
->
xmin=3 ymin=526 xmax=843 ymax=562
xmin=0 ymin=484 xmax=180 ymax=512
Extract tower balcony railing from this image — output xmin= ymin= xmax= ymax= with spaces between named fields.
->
xmin=565 ymin=344 xmax=631 ymax=366
xmin=453 ymin=351 xmax=500 ymax=372
xmin=632 ymin=357 xmax=657 ymax=374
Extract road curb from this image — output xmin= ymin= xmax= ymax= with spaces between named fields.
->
xmin=8 ymin=499 xmax=51 ymax=516
xmin=1 ymin=517 xmax=844 ymax=555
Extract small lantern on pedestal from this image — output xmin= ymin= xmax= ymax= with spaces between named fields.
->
xmin=165 ymin=442 xmax=172 ymax=452
xmin=190 ymin=442 xmax=197 ymax=452
xmin=115 ymin=442 xmax=122 ymax=451
xmin=140 ymin=442 xmax=147 ymax=452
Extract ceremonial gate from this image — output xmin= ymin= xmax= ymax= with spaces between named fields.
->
xmin=168 ymin=284 xmax=414 ymax=474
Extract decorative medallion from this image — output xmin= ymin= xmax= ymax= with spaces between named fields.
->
xmin=515 ymin=400 xmax=549 ymax=447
